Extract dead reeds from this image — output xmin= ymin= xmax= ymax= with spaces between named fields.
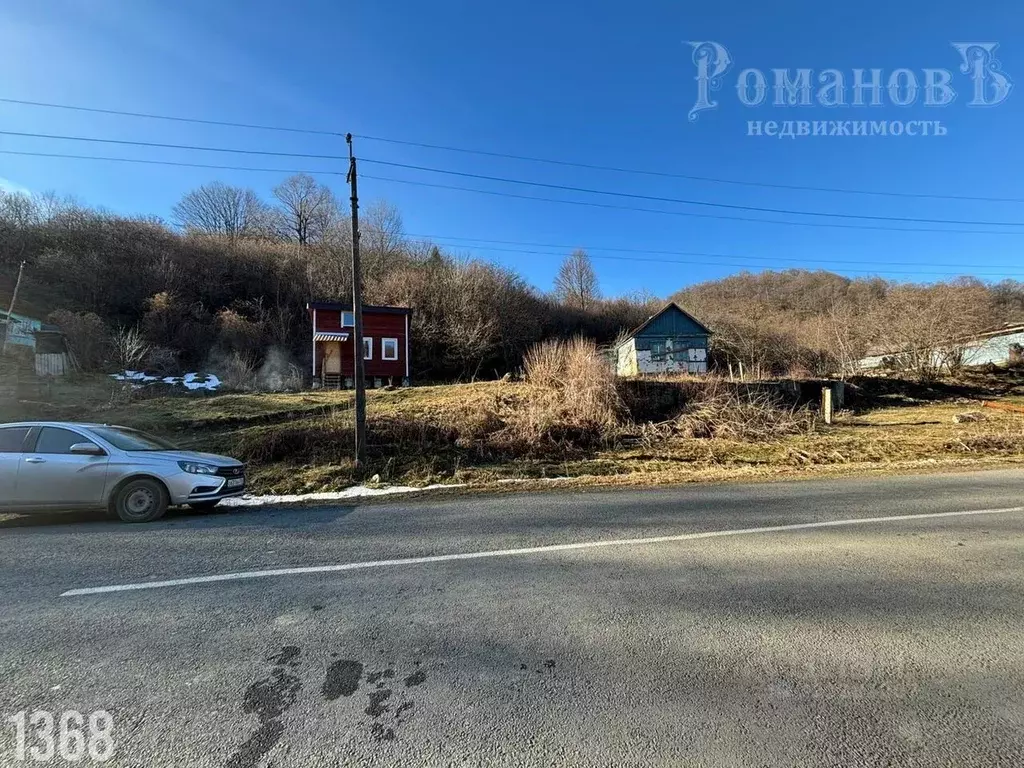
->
xmin=671 ymin=378 xmax=816 ymax=441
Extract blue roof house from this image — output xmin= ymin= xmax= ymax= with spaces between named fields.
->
xmin=615 ymin=303 xmax=713 ymax=376
xmin=0 ymin=308 xmax=43 ymax=350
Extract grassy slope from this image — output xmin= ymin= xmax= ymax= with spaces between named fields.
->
xmin=2 ymin=375 xmax=1024 ymax=494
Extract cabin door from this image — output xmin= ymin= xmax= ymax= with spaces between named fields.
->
xmin=323 ymin=342 xmax=342 ymax=374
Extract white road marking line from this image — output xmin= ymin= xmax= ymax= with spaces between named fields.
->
xmin=60 ymin=505 xmax=1024 ymax=597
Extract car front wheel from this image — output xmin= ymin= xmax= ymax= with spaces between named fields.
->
xmin=112 ymin=478 xmax=169 ymax=523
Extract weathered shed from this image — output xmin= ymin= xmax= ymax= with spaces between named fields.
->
xmin=858 ymin=322 xmax=1024 ymax=371
xmin=0 ymin=308 xmax=43 ymax=350
xmin=33 ymin=326 xmax=72 ymax=377
xmin=615 ymin=303 xmax=712 ymax=376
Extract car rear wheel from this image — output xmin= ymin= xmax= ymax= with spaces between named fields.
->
xmin=113 ymin=478 xmax=168 ymax=523
xmin=188 ymin=500 xmax=221 ymax=511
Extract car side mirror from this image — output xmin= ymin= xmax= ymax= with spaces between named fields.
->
xmin=70 ymin=442 xmax=106 ymax=456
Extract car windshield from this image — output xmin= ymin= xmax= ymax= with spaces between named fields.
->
xmin=89 ymin=426 xmax=180 ymax=452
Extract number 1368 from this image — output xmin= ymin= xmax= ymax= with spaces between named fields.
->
xmin=5 ymin=710 xmax=114 ymax=763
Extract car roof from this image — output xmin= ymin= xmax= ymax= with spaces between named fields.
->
xmin=0 ymin=421 xmax=131 ymax=430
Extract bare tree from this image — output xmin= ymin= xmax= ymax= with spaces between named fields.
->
xmin=361 ymin=200 xmax=405 ymax=278
xmin=172 ymin=183 xmax=275 ymax=241
xmin=109 ymin=325 xmax=151 ymax=402
xmin=0 ymin=190 xmax=40 ymax=228
xmin=35 ymin=191 xmax=85 ymax=224
xmin=272 ymin=174 xmax=339 ymax=245
xmin=824 ymin=294 xmax=874 ymax=378
xmin=112 ymin=325 xmax=150 ymax=372
xmin=554 ymin=249 xmax=600 ymax=311
xmin=866 ymin=280 xmax=996 ymax=378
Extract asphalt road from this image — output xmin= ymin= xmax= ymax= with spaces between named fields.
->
xmin=1 ymin=470 xmax=1023 ymax=767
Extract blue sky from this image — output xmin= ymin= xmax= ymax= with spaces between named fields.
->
xmin=1 ymin=0 xmax=1022 ymax=298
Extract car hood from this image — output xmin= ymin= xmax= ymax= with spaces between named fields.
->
xmin=134 ymin=450 xmax=242 ymax=467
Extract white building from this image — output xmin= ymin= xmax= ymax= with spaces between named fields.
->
xmin=858 ymin=323 xmax=1024 ymax=371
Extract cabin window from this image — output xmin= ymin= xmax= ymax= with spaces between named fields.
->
xmin=650 ymin=341 xmax=666 ymax=362
xmin=341 ymin=311 xmax=354 ymax=327
xmin=363 ymin=337 xmax=373 ymax=360
xmin=382 ymin=338 xmax=399 ymax=361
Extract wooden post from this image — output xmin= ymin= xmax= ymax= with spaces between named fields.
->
xmin=728 ymin=362 xmax=734 ymax=381
xmin=346 ymin=134 xmax=366 ymax=468
xmin=821 ymin=385 xmax=833 ymax=425
xmin=1 ymin=261 xmax=26 ymax=357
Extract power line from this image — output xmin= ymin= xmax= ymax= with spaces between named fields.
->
xmin=0 ymin=129 xmax=348 ymax=162
xmin=2 ymin=96 xmax=1020 ymax=203
xmin=2 ymin=148 xmax=1021 ymax=236
xmin=359 ymin=159 xmax=1024 ymax=227
xmin=0 ymin=151 xmax=1017 ymax=277
xmin=406 ymin=232 xmax=1014 ymax=271
xmin=0 ymin=149 xmax=347 ymax=177
xmin=0 ymin=97 xmax=345 ymax=138
xmin=2 ymin=128 xmax=1022 ymax=227
xmin=355 ymin=135 xmax=1024 ymax=205
xmin=402 ymin=237 xmax=1021 ymax=278
xmin=361 ymin=173 xmax=1024 ymax=236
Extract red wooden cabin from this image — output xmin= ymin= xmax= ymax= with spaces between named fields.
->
xmin=307 ymin=302 xmax=412 ymax=389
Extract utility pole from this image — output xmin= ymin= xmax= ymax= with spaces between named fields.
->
xmin=1 ymin=261 xmax=26 ymax=357
xmin=346 ymin=134 xmax=367 ymax=467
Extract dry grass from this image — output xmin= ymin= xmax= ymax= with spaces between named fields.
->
xmin=670 ymin=378 xmax=815 ymax=440
xmin=522 ymin=336 xmax=621 ymax=435
xmin=944 ymin=419 xmax=1024 ymax=454
xmin=5 ymin=369 xmax=1024 ymax=495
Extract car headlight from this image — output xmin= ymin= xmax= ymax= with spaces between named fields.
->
xmin=178 ymin=461 xmax=218 ymax=475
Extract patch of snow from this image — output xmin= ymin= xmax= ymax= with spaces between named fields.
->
xmin=112 ymin=370 xmax=159 ymax=382
xmin=182 ymin=373 xmax=221 ymax=391
xmin=111 ymin=371 xmax=221 ymax=391
xmin=219 ymin=483 xmax=467 ymax=507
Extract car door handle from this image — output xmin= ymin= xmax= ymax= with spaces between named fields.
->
xmin=24 ymin=457 xmax=46 ymax=464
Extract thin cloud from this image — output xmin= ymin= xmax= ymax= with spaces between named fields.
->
xmin=0 ymin=177 xmax=30 ymax=195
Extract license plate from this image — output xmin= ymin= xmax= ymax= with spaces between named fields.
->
xmin=225 ymin=477 xmax=245 ymax=489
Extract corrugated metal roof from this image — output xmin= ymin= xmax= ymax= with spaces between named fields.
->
xmin=306 ymin=301 xmax=412 ymax=315
xmin=620 ymin=302 xmax=712 ymax=343
xmin=972 ymin=322 xmax=1024 ymax=340
xmin=864 ymin=321 xmax=1024 ymax=357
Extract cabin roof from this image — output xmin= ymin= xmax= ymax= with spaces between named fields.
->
xmin=621 ymin=302 xmax=712 ymax=341
xmin=306 ymin=301 xmax=412 ymax=315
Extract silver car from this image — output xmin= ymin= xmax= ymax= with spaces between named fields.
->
xmin=0 ymin=422 xmax=246 ymax=523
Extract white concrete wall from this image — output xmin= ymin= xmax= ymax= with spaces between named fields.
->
xmin=616 ymin=339 xmax=637 ymax=376
xmin=617 ymin=339 xmax=710 ymax=375
xmin=960 ymin=331 xmax=1024 ymax=366
xmin=635 ymin=348 xmax=707 ymax=375
xmin=858 ymin=330 xmax=1024 ymax=370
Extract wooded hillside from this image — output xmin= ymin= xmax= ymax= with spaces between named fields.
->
xmin=2 ymin=181 xmax=1022 ymax=383
xmin=677 ymin=270 xmax=1024 ymax=378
